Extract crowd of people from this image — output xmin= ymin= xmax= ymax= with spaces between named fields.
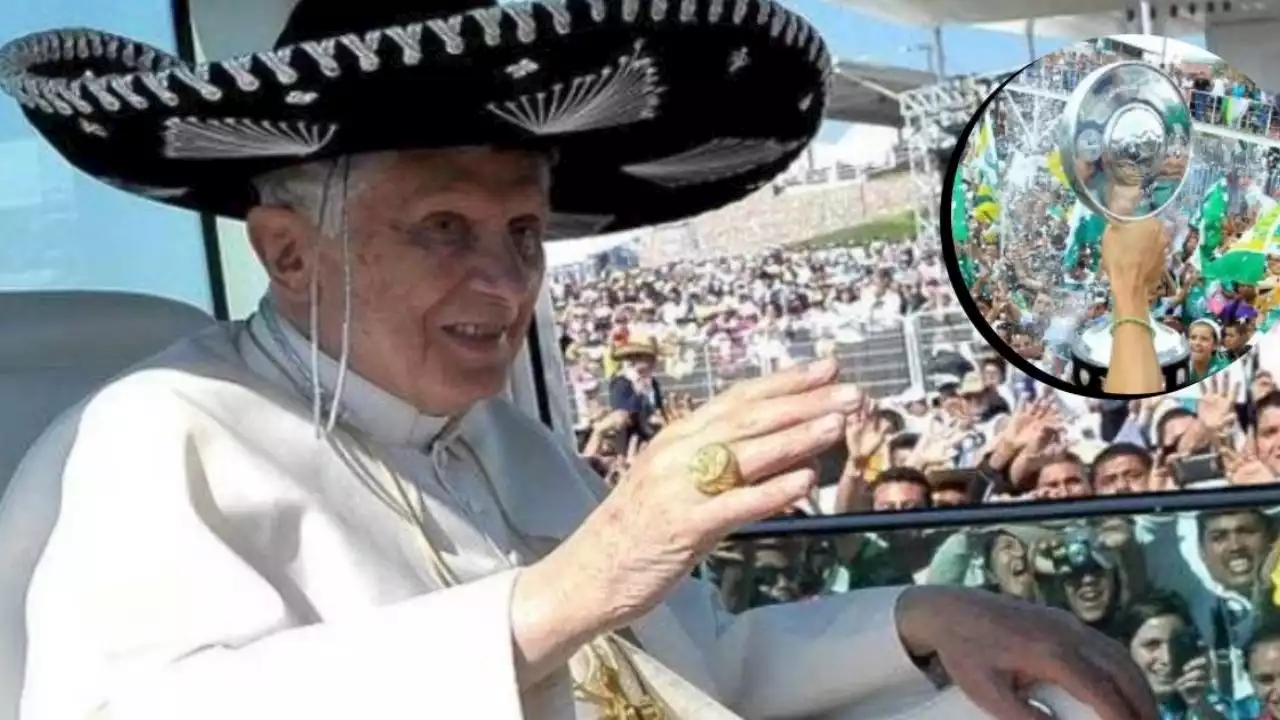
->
xmin=956 ymin=43 xmax=1280 ymax=391
xmin=552 ymin=243 xmax=957 ymax=429
xmin=552 ymin=213 xmax=1280 ymax=719
xmin=540 ymin=39 xmax=1280 ymax=719
xmin=564 ymin=277 xmax=1280 ymax=716
xmin=1018 ymin=40 xmax=1280 ymax=142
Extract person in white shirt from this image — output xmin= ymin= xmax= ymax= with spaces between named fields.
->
xmin=0 ymin=2 xmax=1154 ymax=719
xmin=857 ymin=270 xmax=904 ymax=330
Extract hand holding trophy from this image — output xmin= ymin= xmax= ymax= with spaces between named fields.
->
xmin=1060 ymin=61 xmax=1194 ymax=394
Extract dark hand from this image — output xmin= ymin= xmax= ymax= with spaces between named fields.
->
xmin=896 ymin=587 xmax=1157 ymax=720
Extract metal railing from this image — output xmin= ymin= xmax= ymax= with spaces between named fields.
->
xmin=559 ymin=310 xmax=992 ymax=425
xmin=1012 ymin=63 xmax=1280 ymax=144
xmin=563 ymin=331 xmax=915 ymax=424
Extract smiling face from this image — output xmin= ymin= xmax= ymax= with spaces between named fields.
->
xmin=247 ymin=148 xmax=550 ymax=416
xmin=1129 ymin=614 xmax=1186 ymax=696
xmin=1063 ymin=565 xmax=1116 ymax=624
xmin=1188 ymin=322 xmax=1217 ymax=362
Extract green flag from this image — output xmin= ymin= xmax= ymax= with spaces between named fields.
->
xmin=951 ymin=180 xmax=969 ymax=244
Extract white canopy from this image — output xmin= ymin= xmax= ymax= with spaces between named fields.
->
xmin=822 ymin=0 xmax=1275 ymax=42
xmin=1104 ymin=33 xmax=1219 ymax=63
xmin=545 ymin=233 xmax=637 ymax=268
xmin=827 ymin=61 xmax=935 ymax=126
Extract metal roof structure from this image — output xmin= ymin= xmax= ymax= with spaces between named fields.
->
xmin=826 ymin=61 xmax=937 ymax=126
xmin=825 ymin=0 xmax=1276 ymax=37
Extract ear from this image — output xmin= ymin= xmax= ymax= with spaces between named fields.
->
xmin=246 ymin=205 xmax=318 ymax=304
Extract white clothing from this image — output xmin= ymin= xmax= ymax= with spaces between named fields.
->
xmin=14 ymin=316 xmax=941 ymax=720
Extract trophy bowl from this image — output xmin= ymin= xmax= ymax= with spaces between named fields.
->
xmin=1058 ymin=61 xmax=1194 ymax=393
xmin=1060 ymin=61 xmax=1194 ymax=223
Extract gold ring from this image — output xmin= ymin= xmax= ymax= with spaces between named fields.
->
xmin=689 ymin=443 xmax=744 ymax=497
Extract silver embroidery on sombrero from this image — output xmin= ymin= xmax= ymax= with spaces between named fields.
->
xmin=505 ymin=58 xmax=540 ymax=79
xmin=0 ymin=0 xmax=831 ymax=119
xmin=384 ymin=25 xmax=425 ymax=65
xmin=46 ymin=78 xmax=93 ymax=115
xmin=259 ymin=47 xmax=301 ymax=84
xmin=427 ymin=16 xmax=466 ymax=54
xmin=223 ymin=55 xmax=263 ymax=92
xmin=728 ymin=47 xmax=748 ymax=74
xmin=486 ymin=40 xmax=661 ymax=135
xmin=78 ymin=118 xmax=107 ymax=138
xmin=161 ymin=117 xmax=339 ymax=160
xmin=139 ymin=71 xmax=182 ymax=107
xmin=338 ymin=31 xmax=384 ymax=72
xmin=621 ymin=137 xmax=804 ymax=187
xmin=584 ymin=0 xmax=608 ymax=21
xmin=286 ymin=90 xmax=320 ymax=105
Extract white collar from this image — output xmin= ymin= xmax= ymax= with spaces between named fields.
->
xmin=239 ymin=309 xmax=459 ymax=449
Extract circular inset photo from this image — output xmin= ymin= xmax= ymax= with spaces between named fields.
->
xmin=941 ymin=35 xmax=1276 ymax=398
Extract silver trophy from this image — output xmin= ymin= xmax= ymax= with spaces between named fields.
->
xmin=1059 ymin=60 xmax=1194 ymax=393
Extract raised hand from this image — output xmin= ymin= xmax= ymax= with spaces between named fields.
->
xmin=908 ymin=423 xmax=962 ymax=470
xmin=844 ymin=398 xmax=886 ymax=464
xmin=1173 ymin=656 xmax=1213 ymax=712
xmin=1222 ymin=442 xmax=1278 ymax=487
xmin=1008 ymin=397 xmax=1064 ymax=453
xmin=1196 ymin=374 xmax=1239 ymax=435
xmin=518 ymin=358 xmax=860 ymax=640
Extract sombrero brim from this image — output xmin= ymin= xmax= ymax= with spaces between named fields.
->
xmin=0 ymin=0 xmax=830 ymax=238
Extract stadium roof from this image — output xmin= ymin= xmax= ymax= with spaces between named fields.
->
xmin=822 ymin=0 xmax=1267 ymax=41
xmin=826 ymin=61 xmax=936 ymax=126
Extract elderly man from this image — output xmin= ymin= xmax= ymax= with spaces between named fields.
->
xmin=1 ymin=1 xmax=1153 ymax=719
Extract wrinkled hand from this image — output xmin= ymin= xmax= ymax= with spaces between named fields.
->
xmin=540 ymin=358 xmax=858 ymax=632
xmin=896 ymin=587 xmax=1157 ymax=720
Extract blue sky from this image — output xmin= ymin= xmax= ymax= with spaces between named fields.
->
xmin=792 ymin=0 xmax=1207 ymax=74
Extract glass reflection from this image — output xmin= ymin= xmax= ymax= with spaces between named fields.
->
xmin=703 ymin=505 xmax=1280 ymax=718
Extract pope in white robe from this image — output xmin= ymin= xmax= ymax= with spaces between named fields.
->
xmin=4 ymin=150 xmax=1156 ymax=720
xmin=0 ymin=10 xmax=1157 ymax=703
xmin=13 ymin=301 xmax=940 ymax=719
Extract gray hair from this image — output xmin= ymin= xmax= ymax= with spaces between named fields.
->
xmin=251 ymin=153 xmax=392 ymax=237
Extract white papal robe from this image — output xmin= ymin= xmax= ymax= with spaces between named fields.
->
xmin=12 ymin=314 xmax=976 ymax=720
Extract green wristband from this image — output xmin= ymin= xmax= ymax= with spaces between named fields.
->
xmin=1112 ymin=316 xmax=1155 ymax=337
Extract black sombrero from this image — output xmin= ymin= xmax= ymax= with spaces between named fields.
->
xmin=0 ymin=0 xmax=830 ymax=238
